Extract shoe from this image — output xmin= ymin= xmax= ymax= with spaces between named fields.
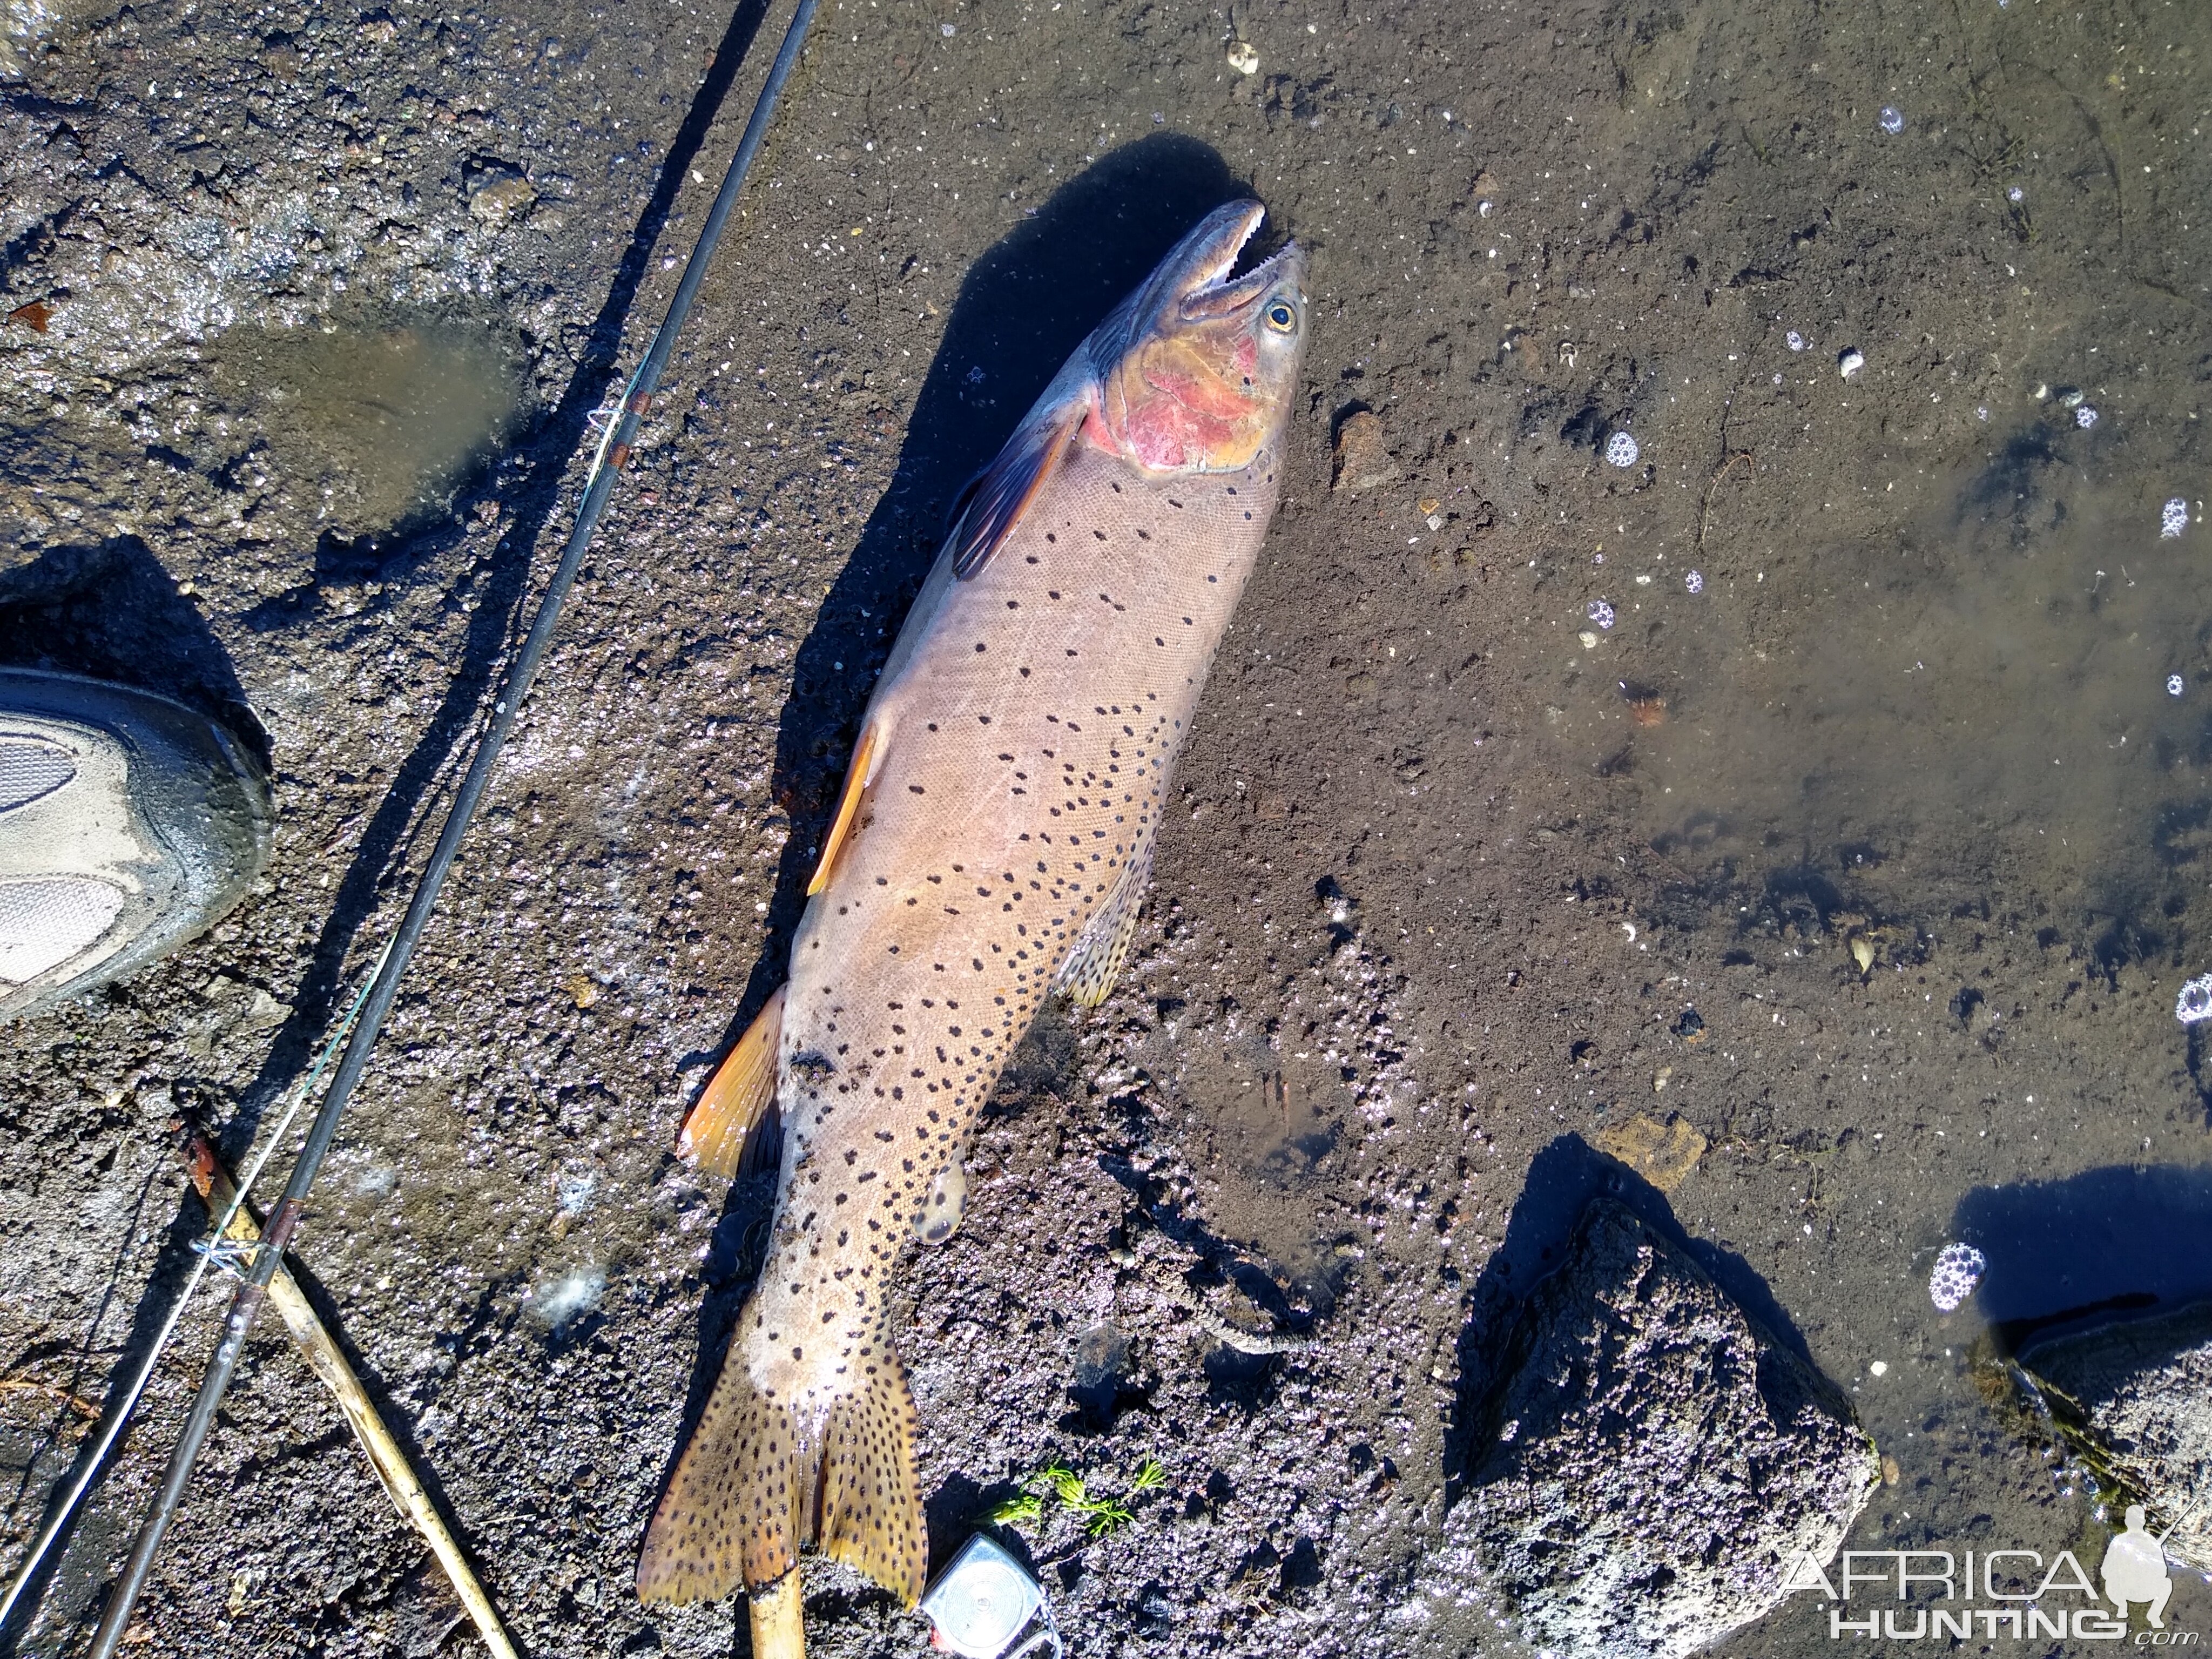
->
xmin=0 ymin=668 xmax=273 ymax=1022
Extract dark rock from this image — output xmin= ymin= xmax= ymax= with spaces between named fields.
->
xmin=1418 ymin=1200 xmax=1877 ymax=1658
xmin=2014 ymin=1299 xmax=2212 ymax=1572
xmin=1069 ymin=1321 xmax=1131 ymax=1417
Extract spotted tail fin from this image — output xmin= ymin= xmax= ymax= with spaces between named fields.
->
xmin=637 ymin=1341 xmax=926 ymax=1608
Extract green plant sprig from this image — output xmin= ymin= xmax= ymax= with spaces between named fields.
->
xmin=987 ymin=1455 xmax=1166 ymax=1536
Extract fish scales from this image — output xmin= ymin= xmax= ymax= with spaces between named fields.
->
xmin=639 ymin=200 xmax=1307 ymax=1620
xmin=761 ymin=441 xmax=1279 ymax=1359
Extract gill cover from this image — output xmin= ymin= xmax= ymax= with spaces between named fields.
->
xmin=947 ymin=199 xmax=1305 ymax=578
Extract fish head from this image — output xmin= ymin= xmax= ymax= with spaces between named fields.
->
xmin=1089 ymin=200 xmax=1307 ymax=476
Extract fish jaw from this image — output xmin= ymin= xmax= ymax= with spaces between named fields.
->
xmin=1090 ymin=199 xmax=1307 ymax=476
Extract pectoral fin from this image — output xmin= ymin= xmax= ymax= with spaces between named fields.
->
xmin=678 ymin=985 xmax=786 ymax=1182
xmin=947 ymin=398 xmax=1084 ymax=579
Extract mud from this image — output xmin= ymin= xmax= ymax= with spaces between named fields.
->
xmin=4 ymin=0 xmax=2211 ymax=1655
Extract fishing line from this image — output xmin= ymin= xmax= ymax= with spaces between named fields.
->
xmin=0 ymin=941 xmax=390 ymax=1639
xmin=59 ymin=2 xmax=822 ymax=1650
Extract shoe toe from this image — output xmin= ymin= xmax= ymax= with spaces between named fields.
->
xmin=0 ymin=670 xmax=272 ymax=1022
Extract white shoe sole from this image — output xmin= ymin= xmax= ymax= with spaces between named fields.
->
xmin=0 ymin=669 xmax=272 ymax=1021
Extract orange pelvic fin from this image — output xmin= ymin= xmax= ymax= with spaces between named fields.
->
xmin=806 ymin=718 xmax=886 ymax=896
xmin=678 ymin=984 xmax=785 ymax=1182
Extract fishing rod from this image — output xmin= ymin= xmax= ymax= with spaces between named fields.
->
xmin=56 ymin=2 xmax=822 ymax=1651
xmin=0 ymin=946 xmax=388 ymax=1641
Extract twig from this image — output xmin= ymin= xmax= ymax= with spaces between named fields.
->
xmin=0 ymin=1379 xmax=102 ymax=1422
xmin=0 ymin=945 xmax=389 ymax=1643
xmin=179 ymin=1130 xmax=520 ymax=1659
xmin=1695 ymin=448 xmax=1756 ymax=551
xmin=751 ymin=1570 xmax=805 ymax=1659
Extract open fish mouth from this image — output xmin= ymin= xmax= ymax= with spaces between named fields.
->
xmin=1158 ymin=201 xmax=1304 ymax=323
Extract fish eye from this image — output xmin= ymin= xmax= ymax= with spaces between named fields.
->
xmin=1264 ymin=299 xmax=1297 ymax=333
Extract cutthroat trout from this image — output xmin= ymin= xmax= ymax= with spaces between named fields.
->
xmin=638 ymin=200 xmax=1307 ymax=1621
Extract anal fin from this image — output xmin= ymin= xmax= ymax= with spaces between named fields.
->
xmin=679 ymin=984 xmax=785 ymax=1182
xmin=1057 ymin=842 xmax=1154 ymax=1007
xmin=807 ymin=721 xmax=885 ymax=895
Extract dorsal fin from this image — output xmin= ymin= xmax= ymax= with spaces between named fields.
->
xmin=948 ymin=399 xmax=1085 ymax=578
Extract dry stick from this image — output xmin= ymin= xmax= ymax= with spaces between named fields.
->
xmin=178 ymin=1130 xmax=520 ymax=1659
xmin=0 ymin=1380 xmax=102 ymax=1422
xmin=0 ymin=945 xmax=390 ymax=1644
xmin=750 ymin=1570 xmax=805 ymax=1659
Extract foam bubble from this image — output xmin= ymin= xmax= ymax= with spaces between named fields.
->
xmin=1928 ymin=1243 xmax=1985 ymax=1312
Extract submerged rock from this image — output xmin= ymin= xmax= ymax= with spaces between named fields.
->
xmin=1425 ymin=1200 xmax=1877 ymax=1659
xmin=1331 ymin=409 xmax=1394 ymax=492
xmin=2009 ymin=1300 xmax=2212 ymax=1572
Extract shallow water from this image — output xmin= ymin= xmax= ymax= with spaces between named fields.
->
xmin=1532 ymin=426 xmax=2210 ymax=961
xmin=206 ymin=318 xmax=528 ymax=546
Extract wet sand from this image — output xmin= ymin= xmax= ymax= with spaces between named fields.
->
xmin=4 ymin=0 xmax=2210 ymax=1653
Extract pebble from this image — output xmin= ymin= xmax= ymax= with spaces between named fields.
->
xmin=1331 ymin=410 xmax=1393 ymax=491
xmin=1785 ymin=330 xmax=1805 ymax=352
xmin=2176 ymin=973 xmax=2212 ymax=1026
xmin=1838 ymin=348 xmax=1865 ymax=379
xmin=1604 ymin=431 xmax=1640 ymax=468
xmin=467 ymin=175 xmax=535 ymax=222
xmin=1878 ymin=106 xmax=1905 ymax=134
xmin=1684 ymin=569 xmax=1704 ymax=594
xmin=1869 ymin=1360 xmax=1889 ymax=1377
xmin=1928 ymin=1243 xmax=1986 ymax=1312
xmin=2164 ymin=498 xmax=2190 ymax=539
xmin=1587 ymin=599 xmax=1615 ymax=630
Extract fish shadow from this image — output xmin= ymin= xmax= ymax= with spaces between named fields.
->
xmin=717 ymin=131 xmax=1249 ymax=1034
xmin=1949 ymin=1163 xmax=2212 ymax=1352
xmin=1439 ymin=1134 xmax=1819 ymax=1508
xmin=651 ymin=133 xmax=1251 ymax=1591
